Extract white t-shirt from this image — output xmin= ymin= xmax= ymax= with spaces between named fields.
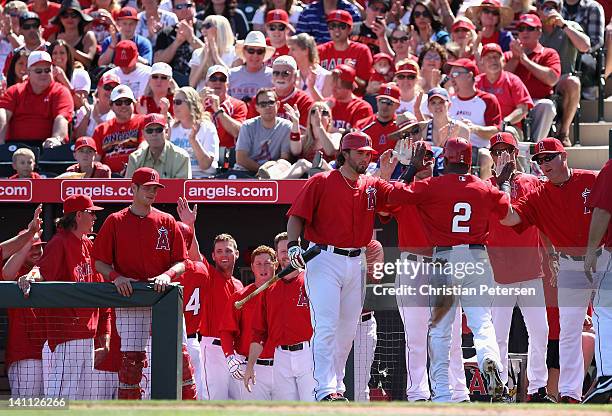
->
xmin=136 ymin=10 xmax=178 ymax=43
xmin=170 ymin=121 xmax=219 ymax=177
xmin=397 ymin=96 xmax=430 ymax=118
xmin=251 ymin=5 xmax=303 ymax=27
xmin=297 ymin=65 xmax=330 ymax=99
xmin=108 ymin=64 xmax=152 ymax=100
xmin=75 ymin=107 xmax=115 ymax=138
xmin=189 ymin=47 xmax=237 ymax=91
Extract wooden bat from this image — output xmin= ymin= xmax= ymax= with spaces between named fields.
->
xmin=234 ymin=245 xmax=322 ymax=309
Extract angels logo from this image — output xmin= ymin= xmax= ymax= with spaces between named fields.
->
xmin=537 ymin=141 xmax=546 ymax=153
xmin=379 ymin=134 xmax=386 ymax=144
xmin=384 ymin=86 xmax=392 ymax=96
xmin=75 ymin=262 xmax=93 ymax=282
xmin=582 ymin=188 xmax=591 ymax=214
xmin=366 ymin=186 xmax=377 ymax=210
xmin=120 ymin=49 xmax=128 ymax=61
xmin=459 ymin=175 xmax=466 ymax=182
xmin=297 ymin=286 xmax=309 ymax=307
xmin=156 ymin=226 xmax=170 ymax=250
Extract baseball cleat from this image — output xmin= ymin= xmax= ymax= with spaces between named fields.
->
xmin=583 ymin=376 xmax=612 ymax=404
xmin=559 ymin=395 xmax=581 ymax=404
xmin=482 ymin=358 xmax=505 ymax=402
xmin=527 ymin=387 xmax=556 ymax=403
xmin=319 ymin=393 xmax=349 ymax=402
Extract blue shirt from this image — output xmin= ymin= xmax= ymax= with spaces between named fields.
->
xmin=296 ymin=0 xmax=361 ymax=44
xmin=100 ymin=34 xmax=153 ymax=65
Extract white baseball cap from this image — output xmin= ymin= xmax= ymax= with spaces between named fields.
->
xmin=151 ymin=62 xmax=173 ymax=77
xmin=272 ymin=55 xmax=297 ymax=70
xmin=72 ymin=69 xmax=91 ymax=93
xmin=206 ymin=64 xmax=229 ymax=81
xmin=27 ymin=51 xmax=52 ymax=69
xmin=110 ymin=84 xmax=136 ymax=102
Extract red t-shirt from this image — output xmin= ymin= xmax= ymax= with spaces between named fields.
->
xmin=318 ymin=41 xmax=373 ymax=82
xmin=246 ymin=88 xmax=314 ymax=129
xmin=388 ymin=174 xmax=510 ymax=246
xmin=66 ymin=161 xmax=112 ymax=178
xmin=504 ymin=44 xmax=561 ymax=99
xmin=330 ymin=96 xmax=373 ymax=131
xmin=0 ymin=81 xmax=73 ymax=142
xmin=287 ymin=170 xmax=394 ymax=248
xmin=9 ymin=172 xmax=43 ymax=179
xmin=138 ymin=95 xmax=175 ymax=117
xmin=219 ymin=283 xmax=275 ymax=359
xmin=92 ymin=207 xmax=188 ymax=281
xmin=267 ymin=42 xmax=290 ymax=66
xmin=586 ymin=159 xmax=612 ymax=247
xmin=37 ymin=229 xmax=102 ymax=351
xmin=180 ymin=266 xmax=208 ymax=335
xmin=513 ymin=169 xmax=598 ymax=256
xmin=381 ymin=203 xmax=433 ymax=257
xmin=29 ymin=2 xmax=61 ymax=39
xmin=487 ymin=173 xmax=544 ymax=284
xmin=205 ymin=96 xmax=247 ymax=148
xmin=92 ymin=115 xmax=145 ymax=173
xmin=475 ymin=71 xmax=534 ymax=120
xmin=356 ymin=115 xmax=400 ymax=161
xmin=251 ymin=271 xmax=312 ymax=348
xmin=94 ymin=308 xmax=120 ymax=373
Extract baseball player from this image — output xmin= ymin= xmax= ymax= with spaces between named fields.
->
xmin=0 ymin=205 xmax=43 ymax=262
xmin=378 ymin=144 xmax=470 ymax=403
xmin=486 ymin=133 xmax=552 ymax=402
xmin=93 ymin=167 xmax=188 ymax=400
xmin=244 ymin=233 xmax=315 ymax=401
xmin=382 ymin=138 xmax=510 ymax=402
xmin=500 ymin=138 xmax=611 ymax=403
xmin=221 ymin=245 xmax=277 ymax=400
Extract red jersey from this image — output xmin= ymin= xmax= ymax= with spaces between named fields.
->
xmin=330 ymin=96 xmax=373 ymax=131
xmin=487 ymin=173 xmax=544 ymax=284
xmin=9 ymin=172 xmax=42 ymax=179
xmin=29 ymin=2 xmax=61 ymax=39
xmin=287 ymin=170 xmax=394 ymax=248
xmin=37 ymin=229 xmax=102 ymax=351
xmin=382 ymin=203 xmax=432 ymax=256
xmin=388 ymin=174 xmax=510 ymax=246
xmin=246 ymin=88 xmax=314 ymax=129
xmin=356 ymin=115 xmax=400 ymax=161
xmin=180 ymin=266 xmax=208 ymax=335
xmin=318 ymin=41 xmax=373 ymax=82
xmin=219 ymin=283 xmax=275 ymax=359
xmin=267 ymin=42 xmax=290 ymax=65
xmin=92 ymin=115 xmax=146 ymax=173
xmin=504 ymin=44 xmax=561 ymax=99
xmin=205 ymin=96 xmax=247 ymax=148
xmin=66 ymin=161 xmax=112 ymax=178
xmin=475 ymin=71 xmax=534 ymax=121
xmin=0 ymin=80 xmax=74 ymax=143
xmin=94 ymin=308 xmax=121 ymax=373
xmin=139 ymin=95 xmax=175 ymax=116
xmin=586 ymin=159 xmax=612 ymax=247
xmin=92 ymin=207 xmax=187 ymax=281
xmin=251 ymin=272 xmax=312 ymax=348
xmin=513 ymin=169 xmax=598 ymax=256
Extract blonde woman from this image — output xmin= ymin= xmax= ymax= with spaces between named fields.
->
xmin=138 ymin=62 xmax=177 ymax=116
xmin=188 ymin=15 xmax=237 ymax=91
xmin=288 ymin=33 xmax=332 ymax=101
xmin=170 ymin=87 xmax=219 ymax=178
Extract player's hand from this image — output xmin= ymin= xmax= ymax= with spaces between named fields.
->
xmin=18 ymin=274 xmax=35 ymax=298
xmin=493 ymin=151 xmax=515 ymax=186
xmin=378 ymin=149 xmax=397 ymax=181
xmin=177 ymin=196 xmax=198 ymax=227
xmin=583 ymin=248 xmax=598 ymax=279
xmin=226 ymin=354 xmax=246 ymax=380
xmin=410 ymin=140 xmax=429 ymax=171
xmin=243 ymin=365 xmax=256 ymax=392
xmin=113 ymin=275 xmax=137 ymax=297
xmin=288 ymin=245 xmax=305 ymax=270
xmin=28 ymin=204 xmax=43 ymax=234
xmin=548 ymin=254 xmax=559 ymax=287
xmin=393 ymin=138 xmax=412 ymax=165
xmin=150 ymin=273 xmax=172 ymax=292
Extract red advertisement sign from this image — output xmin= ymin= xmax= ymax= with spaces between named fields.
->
xmin=0 ymin=180 xmax=32 ymax=202
xmin=184 ymin=180 xmax=278 ymax=203
xmin=61 ymin=180 xmax=134 ymax=202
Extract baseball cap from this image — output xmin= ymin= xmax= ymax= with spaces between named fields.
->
xmin=272 ymin=55 xmax=297 ymax=70
xmin=132 ymin=167 xmax=165 ymax=188
xmin=206 ymin=64 xmax=229 ymax=80
xmin=151 ymin=62 xmax=173 ymax=77
xmin=451 ymin=18 xmax=476 ymax=32
xmin=395 ymin=60 xmax=419 ymax=75
xmin=143 ymin=113 xmax=167 ymax=128
xmin=113 ymin=40 xmax=138 ymax=68
xmin=74 ymin=136 xmax=98 ymax=152
xmin=19 ymin=11 xmax=40 ymax=26
xmin=110 ymin=85 xmax=136 ymax=102
xmin=368 ymin=0 xmax=390 ymax=12
xmin=481 ymin=43 xmax=503 ymax=58
xmin=327 ymin=10 xmax=353 ymax=26
xmin=265 ymin=9 xmax=295 ymax=31
xmin=63 ymin=194 xmax=104 ymax=215
xmin=378 ymin=83 xmax=400 ymax=103
xmin=370 ymin=72 xmax=386 ymax=83
xmin=531 ymin=137 xmax=566 ymax=160
xmin=341 ymin=131 xmax=376 ymax=152
xmin=427 ymin=87 xmax=450 ymax=101
xmin=540 ymin=0 xmax=561 ymax=6
xmin=98 ymin=72 xmax=121 ymax=87
xmin=448 ymin=58 xmax=479 ymax=76
xmin=518 ymin=13 xmax=542 ymax=28
xmin=489 ymin=132 xmax=518 ymax=149
xmin=116 ymin=6 xmax=138 ymax=20
xmin=27 ymin=51 xmax=52 ymax=69
xmin=373 ymin=53 xmax=393 ymax=66
xmin=333 ymin=64 xmax=356 ymax=83
xmin=72 ymin=69 xmax=91 ymax=92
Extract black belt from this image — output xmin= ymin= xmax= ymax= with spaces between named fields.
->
xmin=212 ymin=338 xmax=221 ymax=346
xmin=280 ymin=342 xmax=308 ymax=351
xmin=559 ymin=248 xmax=602 ymax=262
xmin=317 ymin=244 xmax=361 ymax=257
xmin=436 ymin=244 xmax=485 ymax=253
xmin=361 ymin=312 xmax=373 ymax=322
xmin=187 ymin=333 xmax=202 ymax=342
xmin=404 ymin=253 xmax=433 ymax=263
xmin=248 ymin=358 xmax=274 ymax=366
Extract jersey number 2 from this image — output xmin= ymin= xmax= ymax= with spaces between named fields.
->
xmin=185 ymin=288 xmax=200 ymax=315
xmin=452 ymin=202 xmax=472 ymax=233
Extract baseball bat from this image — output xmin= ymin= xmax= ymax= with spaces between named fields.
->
xmin=234 ymin=245 xmax=321 ymax=309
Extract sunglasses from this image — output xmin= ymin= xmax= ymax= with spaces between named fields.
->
xmin=173 ymin=98 xmax=185 ymax=106
xmin=268 ymin=24 xmax=286 ymax=31
xmin=174 ymin=3 xmax=193 ymax=10
xmin=151 ymin=74 xmax=169 ymax=80
xmin=534 ymin=153 xmax=559 ymax=165
xmin=257 ymin=100 xmax=276 ymax=108
xmin=202 ymin=22 xmax=214 ymax=29
xmin=518 ymin=25 xmax=538 ymax=32
xmin=145 ymin=126 xmax=164 ymax=134
xmin=327 ymin=22 xmax=349 ymax=30
xmin=102 ymin=83 xmax=118 ymax=91
xmin=412 ymin=10 xmax=431 ymax=18
xmin=450 ymin=70 xmax=469 ymax=78
xmin=245 ymin=47 xmax=266 ymax=55
xmin=208 ymin=74 xmax=227 ymax=82
xmin=32 ymin=67 xmax=52 ymax=74
xmin=21 ymin=22 xmax=40 ymax=30
xmin=391 ymin=36 xmax=409 ymax=43
xmin=112 ymin=98 xmax=133 ymax=106
xmin=60 ymin=11 xmax=80 ymax=19
xmin=482 ymin=8 xmax=500 ymax=16
xmin=378 ymin=98 xmax=395 ymax=105
xmin=82 ymin=209 xmax=97 ymax=215
xmin=395 ymin=73 xmax=416 ymax=80
xmin=311 ymin=108 xmax=330 ymax=116
xmin=272 ymin=70 xmax=292 ymax=78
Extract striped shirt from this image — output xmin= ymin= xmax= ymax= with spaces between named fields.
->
xmin=295 ymin=0 xmax=362 ymax=44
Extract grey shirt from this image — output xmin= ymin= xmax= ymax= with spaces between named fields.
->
xmin=540 ymin=21 xmax=584 ymax=75
xmin=234 ymin=117 xmax=292 ymax=171
xmin=228 ymin=65 xmax=273 ymax=102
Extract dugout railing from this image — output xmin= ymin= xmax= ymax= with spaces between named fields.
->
xmin=0 ymin=282 xmax=183 ymax=400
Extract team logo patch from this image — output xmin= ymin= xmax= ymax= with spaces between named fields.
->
xmin=297 ymin=286 xmax=309 ymax=307
xmin=459 ymin=175 xmax=466 ymax=182
xmin=156 ymin=226 xmax=170 ymax=250
xmin=366 ymin=186 xmax=377 ymax=210
xmin=582 ymin=188 xmax=591 ymax=214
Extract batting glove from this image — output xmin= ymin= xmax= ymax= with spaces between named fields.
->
xmin=226 ymin=354 xmax=246 ymax=380
xmin=288 ymin=245 xmax=306 ymax=270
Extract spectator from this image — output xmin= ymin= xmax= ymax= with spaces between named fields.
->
xmin=48 ymin=0 xmax=97 ymax=67
xmin=0 ymin=2 xmax=27 ymax=71
xmin=73 ymin=72 xmax=119 ymax=138
xmin=350 ymin=0 xmax=393 ymax=56
xmin=228 ymin=31 xmax=274 ymax=101
xmin=85 ymin=8 xmax=114 ymax=47
xmin=318 ymin=10 xmax=373 ymax=94
xmin=28 ymin=0 xmax=60 ymax=39
xmin=188 ymin=15 xmax=236 ymax=90
xmin=406 ymin=0 xmax=449 ymax=56
xmin=465 ymin=0 xmax=515 ymax=51
xmin=447 ymin=17 xmax=478 ymax=60
xmin=476 ymin=43 xmax=533 ymax=141
xmin=366 ymin=52 xmax=395 ymax=97
xmin=394 ymin=59 xmax=429 ymax=119
xmin=171 ymin=86 xmax=219 ymax=177
xmin=136 ymin=0 xmax=178 ymax=45
xmin=3 ymin=12 xmax=49 ymax=76
xmin=288 ymin=33 xmax=332 ymax=101
xmin=126 ymin=113 xmax=191 ymax=179
xmin=65 ymin=136 xmax=112 ymax=178
xmin=539 ymin=0 xmax=591 ymax=145
xmin=197 ymin=0 xmax=249 ymax=41
xmin=504 ymin=14 xmax=560 ymax=142
xmin=295 ymin=0 xmax=361 ymax=45
xmin=507 ymin=0 xmax=537 ymax=37
xmin=83 ymin=0 xmax=121 ymax=19
xmin=92 ymin=84 xmax=144 ymax=174
xmin=138 ymin=62 xmax=175 ymax=116
xmin=234 ymin=88 xmax=291 ymax=174
xmin=5 ymin=49 xmax=28 ymax=87
xmin=252 ymin=0 xmax=303 ymax=32
xmin=417 ymin=42 xmax=447 ymax=92
xmin=107 ymin=40 xmax=152 ymax=100
xmin=389 ymin=24 xmax=415 ymax=63
xmin=48 ymin=39 xmax=91 ymax=97
xmin=328 ymin=64 xmax=373 ymax=132
xmin=0 ymin=51 xmax=73 ymax=148
xmin=99 ymin=7 xmax=153 ymax=66
xmin=265 ymin=9 xmax=292 ymax=64
xmin=9 ymin=148 xmax=42 ymax=178
xmin=201 ymin=65 xmax=247 ymax=148
xmin=70 ymin=68 xmax=92 ymax=128
xmin=154 ymin=0 xmax=204 ymax=87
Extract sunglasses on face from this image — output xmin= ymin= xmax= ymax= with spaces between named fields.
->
xmin=482 ymin=8 xmax=500 ymax=16
xmin=311 ymin=108 xmax=330 ymax=116
xmin=145 ymin=126 xmax=164 ymax=134
xmin=208 ymin=74 xmax=227 ymax=83
xmin=327 ymin=22 xmax=348 ymax=30
xmin=272 ymin=70 xmax=292 ymax=78
xmin=151 ymin=74 xmax=169 ymax=80
xmin=112 ymin=98 xmax=133 ymax=106
xmin=173 ymin=98 xmax=186 ymax=106
xmin=268 ymin=24 xmax=286 ymax=31
xmin=518 ymin=25 xmax=538 ymax=32
xmin=32 ymin=67 xmax=52 ymax=74
xmin=245 ymin=47 xmax=265 ymax=55
xmin=257 ymin=100 xmax=276 ymax=108
xmin=378 ymin=98 xmax=394 ymax=105
xmin=82 ymin=209 xmax=97 ymax=215
xmin=450 ymin=70 xmax=469 ymax=78
xmin=395 ymin=74 xmax=416 ymax=80
xmin=174 ymin=3 xmax=193 ymax=10
xmin=60 ymin=10 xmax=80 ymax=19
xmin=202 ymin=22 xmax=214 ymax=29
xmin=102 ymin=83 xmax=118 ymax=91
xmin=21 ymin=22 xmax=40 ymax=30
xmin=534 ymin=153 xmax=559 ymax=165
xmin=391 ymin=36 xmax=409 ymax=43
xmin=412 ymin=10 xmax=431 ymax=18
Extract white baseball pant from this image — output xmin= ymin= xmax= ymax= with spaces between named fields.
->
xmin=304 ymin=245 xmax=364 ymax=401
xmin=91 ymin=370 xmax=118 ymax=399
xmin=47 ymin=338 xmax=96 ymax=399
xmin=8 ymin=359 xmax=43 ymax=397
xmin=593 ymin=249 xmax=612 ymax=378
xmin=117 ymin=307 xmax=151 ymax=351
xmin=42 ymin=341 xmax=51 ymax=396
xmin=273 ymin=342 xmax=316 ymax=401
xmin=242 ymin=361 xmax=275 ymax=400
xmin=353 ymin=312 xmax=377 ymax=402
xmin=395 ymin=252 xmax=469 ymax=402
xmin=491 ymin=278 xmax=549 ymax=393
xmin=200 ymin=337 xmax=243 ymax=400
xmin=186 ymin=337 xmax=205 ymax=399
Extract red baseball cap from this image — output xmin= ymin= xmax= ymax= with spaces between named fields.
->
xmin=370 ymin=72 xmax=386 ymax=83
xmin=327 ymin=9 xmax=353 ymax=26
xmin=489 ymin=132 xmax=518 ymax=149
xmin=481 ymin=0 xmax=503 ymax=7
xmin=451 ymin=18 xmax=476 ymax=32
xmin=531 ymin=138 xmax=566 ymax=160
xmin=341 ymin=131 xmax=376 ymax=153
xmin=333 ymin=64 xmax=357 ymax=83
xmin=379 ymin=83 xmax=400 ymax=103
xmin=114 ymin=40 xmax=138 ymax=68
xmin=266 ymin=9 xmax=291 ymax=25
xmin=116 ymin=6 xmax=138 ymax=20
xmin=448 ymin=58 xmax=479 ymax=76
xmin=518 ymin=13 xmax=542 ymax=28
xmin=98 ymin=72 xmax=120 ymax=87
xmin=481 ymin=43 xmax=503 ymax=58
xmin=63 ymin=194 xmax=104 ymax=215
xmin=74 ymin=136 xmax=97 ymax=152
xmin=395 ymin=60 xmax=419 ymax=75
xmin=144 ymin=113 xmax=167 ymax=128
xmin=373 ymin=52 xmax=393 ymax=66
xmin=132 ymin=167 xmax=165 ymax=187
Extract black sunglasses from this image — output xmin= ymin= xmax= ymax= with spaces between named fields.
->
xmin=173 ymin=99 xmax=185 ymax=106
xmin=378 ymin=98 xmax=394 ymax=105
xmin=145 ymin=126 xmax=164 ymax=134
xmin=246 ymin=47 xmax=265 ymax=55
xmin=268 ymin=24 xmax=286 ymax=31
xmin=21 ymin=22 xmax=40 ymax=30
xmin=534 ymin=153 xmax=559 ymax=165
xmin=327 ymin=22 xmax=348 ymax=30
xmin=202 ymin=22 xmax=214 ymax=29
xmin=391 ymin=36 xmax=409 ymax=43
xmin=257 ymin=100 xmax=276 ymax=108
xmin=60 ymin=10 xmax=80 ymax=19
xmin=151 ymin=74 xmax=169 ymax=80
xmin=412 ymin=10 xmax=431 ymax=18
xmin=310 ymin=108 xmax=330 ymax=116
xmin=272 ymin=70 xmax=292 ymax=78
xmin=395 ymin=74 xmax=416 ymax=80
xmin=208 ymin=74 xmax=227 ymax=82
xmin=32 ymin=67 xmax=52 ymax=74
xmin=174 ymin=3 xmax=193 ymax=10
xmin=113 ymin=98 xmax=133 ymax=106
xmin=482 ymin=8 xmax=500 ymax=16
xmin=518 ymin=25 xmax=538 ymax=32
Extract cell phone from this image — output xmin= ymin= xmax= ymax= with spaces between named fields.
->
xmin=375 ymin=16 xmax=383 ymax=23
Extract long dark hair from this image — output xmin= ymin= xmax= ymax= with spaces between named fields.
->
xmin=6 ymin=49 xmax=29 ymax=87
xmin=409 ymin=0 xmax=443 ymax=33
xmin=48 ymin=40 xmax=75 ymax=81
xmin=54 ymin=11 xmax=87 ymax=36
xmin=55 ymin=212 xmax=77 ymax=230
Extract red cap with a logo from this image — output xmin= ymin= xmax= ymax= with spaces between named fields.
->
xmin=518 ymin=13 xmax=542 ymax=28
xmin=395 ymin=60 xmax=419 ymax=75
xmin=74 ymin=136 xmax=98 ymax=152
xmin=327 ymin=9 xmax=353 ymax=26
xmin=144 ymin=113 xmax=167 ymax=128
xmin=448 ymin=58 xmax=479 ymax=76
xmin=379 ymin=83 xmax=401 ymax=103
xmin=114 ymin=40 xmax=138 ymax=68
xmin=266 ymin=9 xmax=289 ymax=24
xmin=132 ymin=167 xmax=165 ymax=187
xmin=481 ymin=43 xmax=503 ymax=58
xmin=98 ymin=72 xmax=121 ymax=87
xmin=116 ymin=6 xmax=138 ymax=20
xmin=531 ymin=138 xmax=566 ymax=160
xmin=341 ymin=131 xmax=376 ymax=153
xmin=63 ymin=195 xmax=104 ymax=215
xmin=489 ymin=132 xmax=518 ymax=149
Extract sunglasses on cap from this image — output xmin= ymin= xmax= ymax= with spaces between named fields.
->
xmin=311 ymin=108 xmax=330 ymax=116
xmin=534 ymin=153 xmax=560 ymax=165
xmin=391 ymin=36 xmax=409 ymax=43
xmin=31 ymin=67 xmax=52 ymax=74
xmin=145 ymin=126 xmax=164 ymax=134
xmin=268 ymin=24 xmax=286 ymax=31
xmin=327 ymin=22 xmax=348 ymax=30
xmin=272 ymin=70 xmax=292 ymax=78
xmin=246 ymin=47 xmax=266 ymax=55
xmin=482 ymin=8 xmax=500 ymax=16
xmin=202 ymin=22 xmax=214 ymax=29
xmin=60 ymin=10 xmax=80 ymax=19
xmin=112 ymin=98 xmax=133 ymax=106
xmin=102 ymin=83 xmax=119 ymax=91
xmin=377 ymin=98 xmax=395 ymax=106
xmin=208 ymin=74 xmax=227 ymax=82
xmin=151 ymin=74 xmax=169 ymax=80
xmin=257 ymin=100 xmax=276 ymax=108
xmin=412 ymin=10 xmax=431 ymax=18
xmin=395 ymin=73 xmax=416 ymax=80
xmin=21 ymin=22 xmax=40 ymax=30
xmin=174 ymin=3 xmax=193 ymax=10
xmin=518 ymin=25 xmax=538 ymax=32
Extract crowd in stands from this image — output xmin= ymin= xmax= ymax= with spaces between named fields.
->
xmin=0 ymin=0 xmax=609 ymax=180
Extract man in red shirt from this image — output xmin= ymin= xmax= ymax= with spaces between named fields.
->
xmin=0 ymin=50 xmax=73 ymax=148
xmin=93 ymin=85 xmax=145 ymax=175
xmin=265 ymin=9 xmax=292 ymax=64
xmin=328 ymin=65 xmax=373 ymax=132
xmin=2 ymin=12 xmax=49 ymax=76
xmin=504 ymin=14 xmax=560 ymax=142
xmin=244 ymin=232 xmax=315 ymax=401
xmin=318 ymin=10 xmax=373 ymax=92
xmin=500 ymin=138 xmax=609 ymax=403
xmin=28 ymin=0 xmax=60 ymax=39
xmin=93 ymin=167 xmax=188 ymax=400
